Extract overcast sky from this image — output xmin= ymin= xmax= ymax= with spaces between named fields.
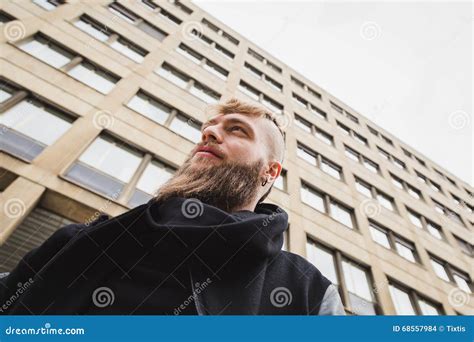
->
xmin=194 ymin=0 xmax=473 ymax=185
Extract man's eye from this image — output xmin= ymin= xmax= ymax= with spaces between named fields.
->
xmin=230 ymin=126 xmax=245 ymax=133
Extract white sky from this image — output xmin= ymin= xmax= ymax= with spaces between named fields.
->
xmin=194 ymin=0 xmax=473 ymax=185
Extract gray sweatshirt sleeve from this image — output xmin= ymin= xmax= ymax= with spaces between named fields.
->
xmin=318 ymin=284 xmax=346 ymax=315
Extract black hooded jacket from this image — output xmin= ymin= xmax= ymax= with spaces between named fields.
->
xmin=0 ymin=197 xmax=345 ymax=315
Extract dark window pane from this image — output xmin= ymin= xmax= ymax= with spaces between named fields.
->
xmin=0 ymin=127 xmax=45 ymax=161
xmin=65 ymin=162 xmax=124 ymax=198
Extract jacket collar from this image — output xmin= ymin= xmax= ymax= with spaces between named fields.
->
xmin=141 ymin=197 xmax=289 ymax=270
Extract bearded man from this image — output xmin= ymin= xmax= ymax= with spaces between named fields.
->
xmin=0 ymin=98 xmax=345 ymax=315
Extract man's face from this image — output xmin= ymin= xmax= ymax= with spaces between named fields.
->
xmin=154 ymin=112 xmax=281 ymax=212
xmin=191 ymin=113 xmax=269 ymax=166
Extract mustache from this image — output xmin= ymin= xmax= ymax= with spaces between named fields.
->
xmin=193 ymin=142 xmax=226 ymax=158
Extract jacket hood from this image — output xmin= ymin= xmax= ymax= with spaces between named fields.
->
xmin=142 ymin=197 xmax=289 ymax=273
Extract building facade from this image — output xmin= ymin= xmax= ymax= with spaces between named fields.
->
xmin=0 ymin=0 xmax=472 ymax=315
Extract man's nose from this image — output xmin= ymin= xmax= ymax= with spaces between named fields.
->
xmin=201 ymin=124 xmax=223 ymax=144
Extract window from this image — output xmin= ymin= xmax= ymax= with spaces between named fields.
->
xmin=432 ymin=199 xmax=464 ymax=227
xmin=0 ymin=82 xmax=16 ymax=103
xmin=369 ymin=221 xmax=418 ymax=263
xmin=128 ymin=159 xmax=176 ymax=207
xmin=282 ymin=228 xmax=289 ymax=251
xmin=294 ymin=114 xmax=312 ymax=133
xmin=238 ymin=81 xmax=283 ymax=114
xmin=330 ymin=200 xmax=354 ymax=228
xmin=244 ymin=63 xmax=283 ymax=92
xmin=425 ymin=221 xmax=443 ymax=240
xmin=0 ymin=11 xmax=15 ymax=24
xmin=355 ymin=177 xmax=396 ymax=212
xmin=306 ymin=240 xmax=377 ymax=315
xmin=127 ymin=90 xmax=171 ymax=125
xmin=407 ymin=210 xmax=423 ymax=228
xmin=331 ymin=102 xmax=359 ymax=124
xmin=157 ymin=63 xmax=221 ymax=104
xmin=344 ymin=145 xmax=379 ymax=174
xmin=177 ymin=44 xmax=228 ymax=80
xmin=297 ymin=143 xmax=342 ymax=180
xmin=415 ymin=170 xmax=443 ymax=194
xmin=292 ymin=93 xmax=326 ymax=120
xmin=367 ymin=126 xmax=394 ymax=145
xmin=402 ymin=148 xmax=426 ymax=167
xmin=454 ymin=236 xmax=473 ymax=257
xmin=290 ymin=76 xmax=321 ymax=99
xmin=377 ymin=147 xmax=406 ymax=170
xmin=108 ymin=2 xmax=168 ymax=41
xmin=19 ymin=34 xmax=73 ymax=68
xmin=301 ymin=182 xmax=356 ymax=230
xmin=67 ymin=61 xmax=119 ymax=94
xmin=389 ymin=282 xmax=443 ymax=315
xmin=127 ymin=89 xmax=201 ymax=143
xmin=202 ymin=18 xmax=239 ymax=45
xmin=390 ymin=173 xmax=423 ymax=200
xmin=158 ymin=63 xmax=188 ymax=88
xmin=0 ymin=89 xmax=74 ymax=161
xmin=273 ymin=169 xmax=287 ymax=191
xmin=342 ymin=259 xmax=376 ymax=315
xmin=33 ymin=0 xmax=65 ymax=11
xmin=75 ymin=15 xmax=148 ymax=63
xmin=18 ymin=33 xmax=120 ymax=94
xmin=369 ymin=222 xmax=391 ymax=249
xmin=142 ymin=0 xmax=182 ymax=26
xmin=300 ymin=183 xmax=325 ymax=212
xmin=191 ymin=30 xmax=235 ymax=60
xmin=315 ymin=128 xmax=334 ymax=146
xmin=168 ymin=0 xmax=193 ymax=15
xmin=248 ymin=48 xmax=282 ymax=73
xmin=389 ymin=284 xmax=416 ymax=315
xmin=169 ymin=114 xmax=201 ymax=143
xmin=306 ymin=241 xmax=338 ymax=284
xmin=406 ymin=208 xmax=446 ymax=241
xmin=394 ymin=239 xmax=416 ymax=263
xmin=337 ymin=121 xmax=367 ymax=146
xmin=294 ymin=115 xmax=333 ymax=145
xmin=430 ymin=255 xmax=472 ymax=293
xmin=65 ymin=135 xmax=143 ymax=198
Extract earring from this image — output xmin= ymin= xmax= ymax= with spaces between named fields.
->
xmin=261 ymin=177 xmax=268 ymax=187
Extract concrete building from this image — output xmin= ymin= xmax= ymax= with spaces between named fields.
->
xmin=0 ymin=0 xmax=472 ymax=315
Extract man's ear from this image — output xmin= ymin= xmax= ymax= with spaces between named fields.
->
xmin=267 ymin=161 xmax=282 ymax=181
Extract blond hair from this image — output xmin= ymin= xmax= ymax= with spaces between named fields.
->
xmin=207 ymin=98 xmax=285 ymax=162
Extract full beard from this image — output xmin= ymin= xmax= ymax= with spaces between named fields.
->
xmin=153 ymin=154 xmax=264 ymax=213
